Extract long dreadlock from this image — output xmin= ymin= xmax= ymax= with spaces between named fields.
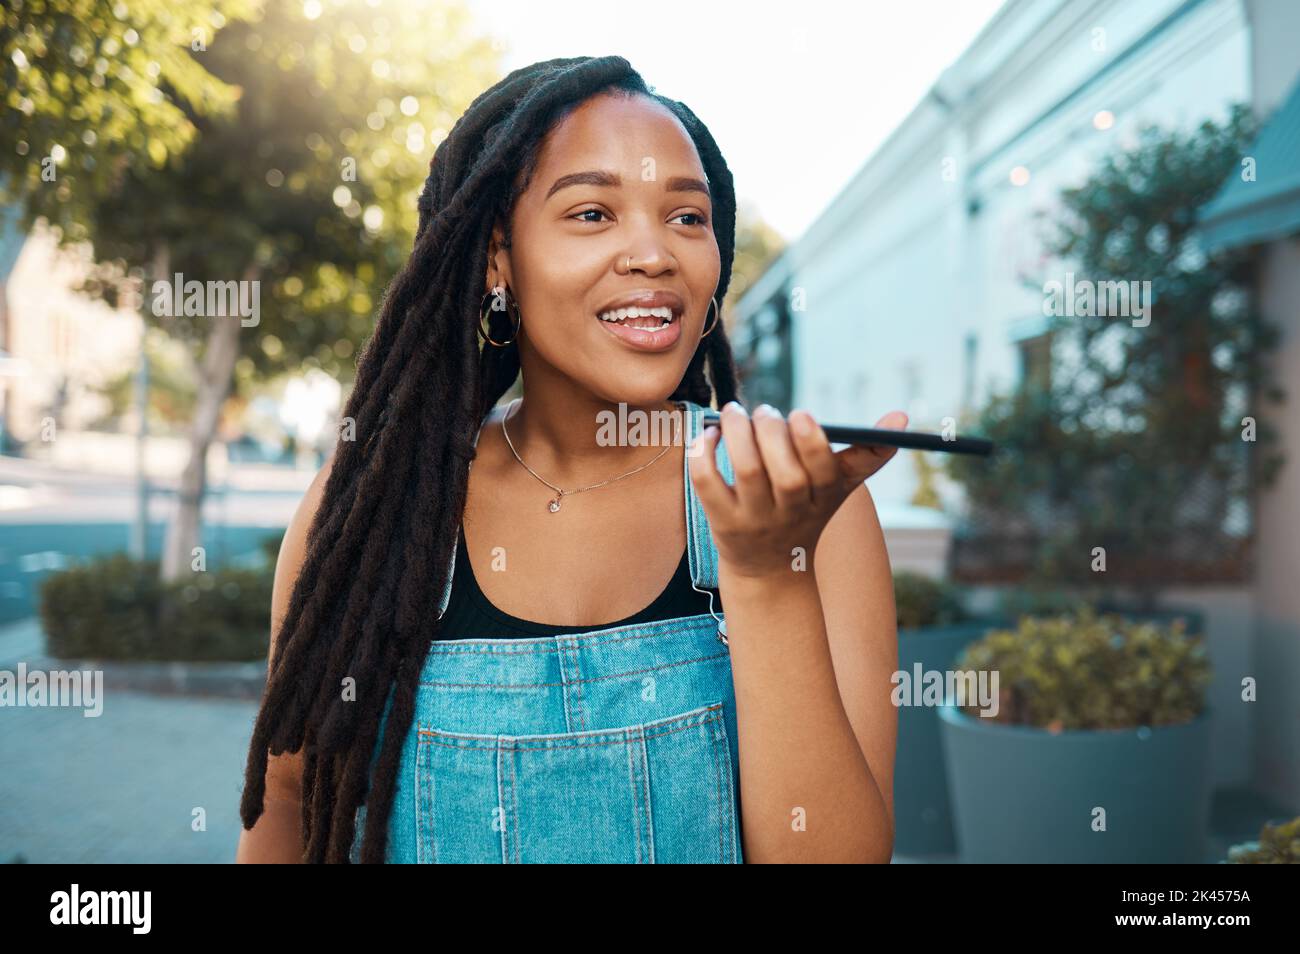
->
xmin=239 ymin=55 xmax=744 ymax=862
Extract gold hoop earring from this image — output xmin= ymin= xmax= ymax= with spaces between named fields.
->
xmin=478 ymin=284 xmax=521 ymax=347
xmin=701 ymin=296 xmax=720 ymax=338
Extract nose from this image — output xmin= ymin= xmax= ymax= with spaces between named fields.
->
xmin=622 ymin=221 xmax=678 ymax=275
xmin=624 ymin=248 xmax=677 ymax=275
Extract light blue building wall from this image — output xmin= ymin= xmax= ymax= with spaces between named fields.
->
xmin=736 ymin=0 xmax=1252 ymax=514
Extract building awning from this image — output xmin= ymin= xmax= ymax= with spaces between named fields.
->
xmin=1197 ymin=77 xmax=1300 ymax=250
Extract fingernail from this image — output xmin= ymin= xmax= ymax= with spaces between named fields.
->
xmin=791 ymin=411 xmax=814 ymax=435
xmin=723 ymin=401 xmax=747 ymax=417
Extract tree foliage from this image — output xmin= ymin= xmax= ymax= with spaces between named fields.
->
xmin=1 ymin=0 xmax=252 ymax=232
xmin=948 ymin=105 xmax=1286 ymax=595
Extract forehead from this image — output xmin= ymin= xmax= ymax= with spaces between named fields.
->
xmin=529 ymin=92 xmax=705 ymax=187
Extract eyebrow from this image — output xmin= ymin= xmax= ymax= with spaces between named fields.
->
xmin=545 ymin=170 xmax=711 ymax=201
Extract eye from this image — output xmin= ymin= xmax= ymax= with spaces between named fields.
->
xmin=674 ymin=212 xmax=709 ymax=227
xmin=571 ymin=208 xmax=609 ymax=223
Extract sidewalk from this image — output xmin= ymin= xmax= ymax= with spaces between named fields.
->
xmin=0 ymin=685 xmax=259 ymax=863
xmin=0 ymin=617 xmax=263 ymax=863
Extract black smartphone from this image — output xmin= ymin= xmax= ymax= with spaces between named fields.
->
xmin=700 ymin=409 xmax=994 ymax=457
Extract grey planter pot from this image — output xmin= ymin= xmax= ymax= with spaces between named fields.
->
xmin=938 ymin=703 xmax=1213 ymax=862
xmin=892 ymin=618 xmax=1006 ymax=857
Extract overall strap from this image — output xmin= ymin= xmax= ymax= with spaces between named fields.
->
xmin=680 ymin=399 xmax=735 ymax=592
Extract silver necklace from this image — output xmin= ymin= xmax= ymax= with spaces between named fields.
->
xmin=499 ymin=397 xmax=682 ymax=512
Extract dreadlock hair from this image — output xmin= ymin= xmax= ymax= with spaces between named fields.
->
xmin=239 ymin=55 xmax=744 ymax=862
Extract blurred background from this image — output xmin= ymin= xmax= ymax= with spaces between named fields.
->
xmin=1 ymin=0 xmax=1297 ymax=863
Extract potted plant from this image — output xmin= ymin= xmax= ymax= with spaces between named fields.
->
xmin=892 ymin=571 xmax=1005 ymax=856
xmin=938 ymin=606 xmax=1212 ymax=862
xmin=1223 ymin=814 xmax=1300 ymax=863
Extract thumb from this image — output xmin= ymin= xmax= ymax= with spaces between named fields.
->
xmin=838 ymin=410 xmax=909 ymax=480
xmin=876 ymin=410 xmax=909 ymax=430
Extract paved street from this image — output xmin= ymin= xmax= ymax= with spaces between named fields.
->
xmin=0 ymin=658 xmax=259 ymax=864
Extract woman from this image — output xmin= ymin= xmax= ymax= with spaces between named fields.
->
xmin=236 ymin=55 xmax=904 ymax=864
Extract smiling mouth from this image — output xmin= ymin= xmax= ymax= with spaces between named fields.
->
xmin=595 ymin=306 xmax=679 ymax=330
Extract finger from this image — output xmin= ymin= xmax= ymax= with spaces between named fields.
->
xmin=750 ymin=404 xmax=812 ymax=510
xmin=717 ymin=401 xmax=773 ymax=514
xmin=687 ymin=422 xmax=735 ymax=512
xmin=834 ymin=443 xmax=897 ymax=483
xmin=787 ymin=409 xmax=840 ymax=503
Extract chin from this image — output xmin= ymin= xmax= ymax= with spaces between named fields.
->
xmin=587 ymin=382 xmax=681 ymax=410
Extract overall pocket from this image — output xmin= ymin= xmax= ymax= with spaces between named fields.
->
xmin=415 ymin=701 xmax=741 ymax=863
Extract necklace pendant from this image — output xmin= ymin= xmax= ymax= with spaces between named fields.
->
xmin=548 ymin=496 xmax=561 ymax=513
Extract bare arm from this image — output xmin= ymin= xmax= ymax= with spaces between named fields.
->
xmin=719 ymin=484 xmax=897 ymax=863
xmin=235 ymin=455 xmax=335 ymax=863
xmin=689 ymin=404 xmax=903 ymax=863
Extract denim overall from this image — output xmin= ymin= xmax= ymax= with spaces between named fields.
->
xmin=351 ymin=399 xmax=742 ymax=863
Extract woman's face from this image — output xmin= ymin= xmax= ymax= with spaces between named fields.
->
xmin=488 ymin=91 xmax=721 ymax=407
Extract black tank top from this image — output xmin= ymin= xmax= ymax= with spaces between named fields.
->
xmin=437 ymin=525 xmax=723 ymax=638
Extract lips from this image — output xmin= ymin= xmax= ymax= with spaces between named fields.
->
xmin=593 ymin=289 xmax=685 ymax=353
xmin=595 ymin=309 xmax=683 ymax=352
xmin=594 ymin=289 xmax=685 ymax=317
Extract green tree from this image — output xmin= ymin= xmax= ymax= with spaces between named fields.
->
xmin=1 ymin=0 xmax=251 ymax=230
xmin=725 ymin=198 xmax=785 ymax=320
xmin=910 ymin=451 xmax=941 ymax=510
xmin=6 ymin=0 xmax=500 ymax=582
xmin=947 ymin=105 xmax=1286 ymax=605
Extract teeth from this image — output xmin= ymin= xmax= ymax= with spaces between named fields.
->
xmin=597 ymin=305 xmax=676 ymax=325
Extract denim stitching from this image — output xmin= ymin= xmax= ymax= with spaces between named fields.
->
xmin=624 ymin=729 xmax=641 ymax=865
xmin=565 ymin=637 xmax=586 ymax=730
xmin=419 ymin=702 xmax=720 ymax=743
xmin=636 ymin=728 xmax=655 ymax=864
xmin=418 ymin=711 xmax=722 ymax=750
xmin=415 ymin=723 xmax=430 ymax=863
xmin=420 ymin=650 xmax=731 ymax=690
xmin=716 ymin=715 xmax=739 ymax=863
xmin=425 ymin=616 xmax=720 ymax=655
xmin=708 ymin=712 xmax=724 ymax=863
xmin=506 ymin=744 xmax=519 ymax=864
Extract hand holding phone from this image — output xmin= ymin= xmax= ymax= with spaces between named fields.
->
xmin=700 ymin=407 xmax=993 ymax=456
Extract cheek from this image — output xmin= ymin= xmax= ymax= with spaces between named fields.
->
xmin=685 ymin=243 xmax=723 ymax=311
xmin=512 ymin=267 xmax=606 ymax=364
xmin=513 ymin=246 xmax=600 ymax=327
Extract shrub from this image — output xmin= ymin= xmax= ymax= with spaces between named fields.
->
xmin=39 ymin=552 xmax=272 ymax=662
xmin=894 ymin=571 xmax=967 ymax=630
xmin=952 ymin=605 xmax=1210 ymax=730
xmin=1225 ymin=815 xmax=1300 ymax=863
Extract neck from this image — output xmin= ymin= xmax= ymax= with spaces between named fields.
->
xmin=499 ymin=388 xmax=684 ymax=485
